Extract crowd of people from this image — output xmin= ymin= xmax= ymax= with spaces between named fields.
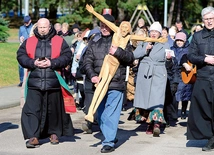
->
xmin=16 ymin=5 xmax=214 ymax=153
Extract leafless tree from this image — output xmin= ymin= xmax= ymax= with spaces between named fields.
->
xmin=167 ymin=0 xmax=175 ymax=27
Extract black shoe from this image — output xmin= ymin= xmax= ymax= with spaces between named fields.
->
xmin=82 ymin=121 xmax=92 ymax=134
xmin=18 ymin=82 xmax=23 ymax=87
xmin=122 ymin=107 xmax=127 ymax=111
xmin=101 ymin=145 xmax=115 ymax=153
xmin=181 ymin=112 xmax=186 ymax=119
xmin=165 ymin=121 xmax=170 ymax=128
xmin=114 ymin=138 xmax=118 ymax=144
xmin=77 ymin=106 xmax=82 ymax=111
xmin=202 ymin=137 xmax=214 ymax=151
xmin=75 ymin=103 xmax=82 ymax=111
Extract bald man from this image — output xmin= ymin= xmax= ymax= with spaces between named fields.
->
xmin=17 ymin=18 xmax=74 ymax=148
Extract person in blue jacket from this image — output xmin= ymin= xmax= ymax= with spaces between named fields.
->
xmin=170 ymin=32 xmax=193 ymax=120
xmin=18 ymin=15 xmax=33 ymax=87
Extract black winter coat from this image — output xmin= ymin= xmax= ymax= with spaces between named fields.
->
xmin=17 ymin=26 xmax=72 ymax=90
xmin=187 ymin=27 xmax=214 ymax=81
xmin=83 ymin=34 xmax=134 ymax=91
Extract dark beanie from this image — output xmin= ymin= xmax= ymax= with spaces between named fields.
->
xmin=103 ymin=14 xmax=115 ymax=23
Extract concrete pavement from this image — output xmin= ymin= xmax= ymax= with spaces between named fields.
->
xmin=0 ymin=86 xmax=213 ymax=155
xmin=0 ymin=85 xmax=21 ymax=109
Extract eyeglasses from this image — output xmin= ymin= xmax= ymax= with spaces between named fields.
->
xmin=203 ymin=17 xmax=214 ymax=22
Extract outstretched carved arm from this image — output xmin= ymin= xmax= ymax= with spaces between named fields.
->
xmin=130 ymin=35 xmax=167 ymax=43
xmin=86 ymin=4 xmax=118 ymax=33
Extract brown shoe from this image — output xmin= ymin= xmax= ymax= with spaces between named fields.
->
xmin=26 ymin=137 xmax=39 ymax=148
xmin=50 ymin=134 xmax=59 ymax=145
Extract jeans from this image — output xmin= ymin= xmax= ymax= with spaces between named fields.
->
xmin=19 ymin=64 xmax=24 ymax=83
xmin=97 ymin=90 xmax=123 ymax=147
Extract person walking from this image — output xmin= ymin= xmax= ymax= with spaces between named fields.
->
xmin=71 ymin=30 xmax=88 ymax=110
xmin=60 ymin=22 xmax=74 ymax=86
xmin=175 ymin=20 xmax=189 ymax=39
xmin=162 ymin=26 xmax=176 ymax=126
xmin=188 ymin=24 xmax=203 ymax=43
xmin=54 ymin=22 xmax=62 ymax=35
xmin=84 ymin=4 xmax=167 ymax=124
xmin=187 ymin=6 xmax=214 ymax=151
xmin=17 ymin=18 xmax=74 ymax=148
xmin=134 ymin=18 xmax=145 ymax=32
xmin=80 ymin=27 xmax=101 ymax=134
xmin=133 ymin=22 xmax=171 ymax=137
xmin=171 ymin=32 xmax=193 ymax=120
xmin=18 ymin=15 xmax=33 ymax=87
xmin=162 ymin=26 xmax=174 ymax=48
xmin=83 ymin=14 xmax=134 ymax=153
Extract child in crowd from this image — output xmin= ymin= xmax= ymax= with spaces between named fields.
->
xmin=170 ymin=32 xmax=193 ymax=120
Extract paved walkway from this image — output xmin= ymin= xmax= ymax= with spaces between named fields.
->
xmin=0 ymin=85 xmax=21 ymax=109
xmin=0 ymin=86 xmax=214 ymax=154
xmin=7 ymin=39 xmax=19 ymax=43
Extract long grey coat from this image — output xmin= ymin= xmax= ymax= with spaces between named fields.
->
xmin=133 ymin=41 xmax=170 ymax=110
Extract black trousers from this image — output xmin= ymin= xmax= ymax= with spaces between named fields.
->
xmin=163 ymin=79 xmax=173 ymax=122
xmin=21 ymin=89 xmax=74 ymax=139
xmin=76 ymin=83 xmax=85 ymax=108
xmin=83 ymin=91 xmax=94 ymax=115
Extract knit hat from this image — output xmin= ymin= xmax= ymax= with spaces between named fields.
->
xmin=71 ymin=23 xmax=81 ymax=32
xmin=169 ymin=28 xmax=176 ymax=36
xmin=149 ymin=22 xmax=162 ymax=33
xmin=102 ymin=14 xmax=115 ymax=23
xmin=24 ymin=15 xmax=31 ymax=23
xmin=175 ymin=32 xmax=186 ymax=42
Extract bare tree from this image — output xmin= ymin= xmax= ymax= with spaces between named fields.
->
xmin=19 ymin=0 xmax=22 ymax=16
xmin=167 ymin=0 xmax=175 ymax=27
xmin=34 ymin=0 xmax=39 ymax=19
xmin=117 ymin=8 xmax=125 ymax=22
xmin=29 ymin=0 xmax=33 ymax=17
xmin=13 ymin=0 xmax=18 ymax=17
xmin=176 ymin=0 xmax=182 ymax=21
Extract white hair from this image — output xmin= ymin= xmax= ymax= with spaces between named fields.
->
xmin=201 ymin=6 xmax=214 ymax=17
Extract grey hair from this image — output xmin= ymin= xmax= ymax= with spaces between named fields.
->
xmin=201 ymin=6 xmax=214 ymax=17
